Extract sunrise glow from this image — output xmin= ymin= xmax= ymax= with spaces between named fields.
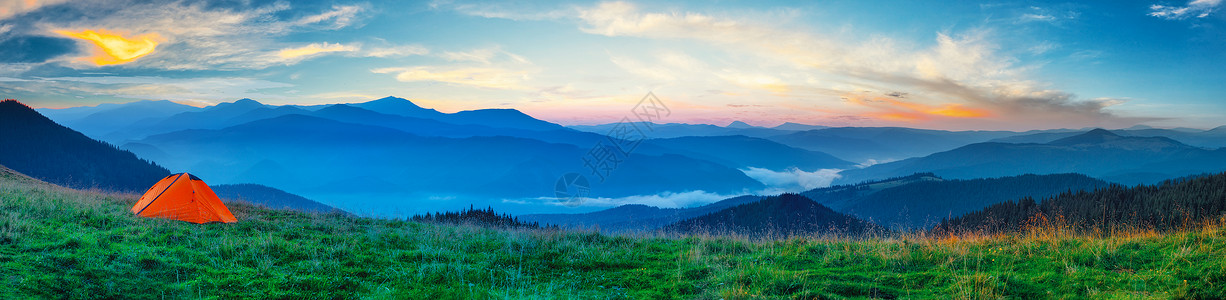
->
xmin=55 ymin=29 xmax=159 ymax=66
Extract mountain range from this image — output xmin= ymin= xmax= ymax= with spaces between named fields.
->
xmin=523 ymin=172 xmax=1108 ymax=232
xmin=29 ymin=96 xmax=1226 ymax=218
xmin=33 ymin=96 xmax=874 ymax=215
xmin=3 ymin=100 xmax=344 ymax=213
xmin=120 ymin=113 xmax=766 ymax=214
xmin=836 ymin=129 xmax=1226 ymax=185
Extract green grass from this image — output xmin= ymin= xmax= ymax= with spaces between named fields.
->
xmin=2 ymin=169 xmax=1224 ymax=299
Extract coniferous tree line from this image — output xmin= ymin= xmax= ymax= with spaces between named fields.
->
xmin=935 ymin=172 xmax=1226 ymax=234
xmin=0 ymin=100 xmax=171 ymax=192
xmin=410 ymin=205 xmax=556 ymax=229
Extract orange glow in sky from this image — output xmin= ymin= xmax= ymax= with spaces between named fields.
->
xmin=55 ymin=29 xmax=160 ymax=66
xmin=844 ymin=94 xmax=992 ymax=123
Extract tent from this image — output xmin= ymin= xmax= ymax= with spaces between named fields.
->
xmin=131 ymin=173 xmax=237 ymax=223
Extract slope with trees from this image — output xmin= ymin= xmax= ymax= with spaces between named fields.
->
xmin=0 ymin=100 xmax=170 ymax=192
xmin=936 ymin=172 xmax=1226 ymax=234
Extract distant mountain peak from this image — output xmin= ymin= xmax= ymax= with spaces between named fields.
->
xmin=355 ymin=96 xmax=442 ymax=118
xmin=368 ymin=96 xmax=422 ymax=107
xmin=212 ymin=98 xmax=265 ymax=110
xmin=1048 ymin=128 xmax=1121 ymax=145
xmin=727 ymin=120 xmax=755 ymax=128
xmin=1086 ymin=128 xmax=1118 ymax=136
xmin=1209 ymin=125 xmax=1226 ymax=133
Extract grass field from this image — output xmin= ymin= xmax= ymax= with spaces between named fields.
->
xmin=2 ymin=168 xmax=1224 ymax=299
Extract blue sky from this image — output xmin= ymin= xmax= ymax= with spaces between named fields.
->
xmin=1 ymin=0 xmax=1223 ymax=130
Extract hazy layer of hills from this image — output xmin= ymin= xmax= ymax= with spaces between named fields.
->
xmin=2 ymin=100 xmax=344 ymax=213
xmin=836 ymin=129 xmax=1226 ymax=185
xmin=127 ymin=114 xmax=762 ymax=205
xmin=36 ymin=97 xmax=859 ymax=214
xmin=211 ymin=184 xmax=346 ymax=214
xmin=526 ymin=173 xmax=1108 ymax=233
xmin=30 ymin=96 xmax=1226 ymax=219
xmin=991 ymin=126 xmax=1226 ymax=148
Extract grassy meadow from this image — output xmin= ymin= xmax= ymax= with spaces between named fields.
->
xmin=2 ymin=168 xmax=1224 ymax=299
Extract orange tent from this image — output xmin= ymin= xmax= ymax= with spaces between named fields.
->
xmin=131 ymin=173 xmax=237 ymax=223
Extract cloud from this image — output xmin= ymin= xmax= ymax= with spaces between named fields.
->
xmin=277 ymin=42 xmax=359 ymax=60
xmin=740 ymin=167 xmax=841 ymax=191
xmin=0 ymin=0 xmax=73 ymax=20
xmin=440 ymin=46 xmax=527 ymax=64
xmin=535 ymin=190 xmax=734 ymax=209
xmin=373 ymin=45 xmax=536 ymax=90
xmin=1150 ymin=0 xmax=1221 ymax=19
xmin=372 ymin=66 xmax=531 ymax=90
xmin=843 ymin=92 xmax=991 ymax=122
xmin=12 ymin=1 xmax=370 ymax=70
xmin=431 ymin=0 xmax=571 ymax=21
xmin=295 ymin=5 xmax=364 ymax=29
xmin=54 ymin=29 xmax=161 ymax=66
xmin=568 ymin=2 xmax=1140 ymax=129
xmin=1028 ymin=41 xmax=1059 ymax=55
xmin=364 ymin=45 xmax=429 ymax=58
xmin=1019 ymin=13 xmax=1056 ymax=22
xmin=9 ymin=76 xmax=292 ymax=104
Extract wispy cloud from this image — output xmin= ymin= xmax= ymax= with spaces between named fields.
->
xmin=843 ymin=92 xmax=991 ymax=122
xmin=277 ymin=42 xmax=359 ymax=60
xmin=430 ymin=0 xmax=571 ymax=21
xmin=6 ymin=76 xmax=292 ymax=104
xmin=440 ymin=46 xmax=528 ymax=64
xmin=372 ymin=66 xmax=532 ymax=90
xmin=568 ymin=1 xmax=1134 ymax=128
xmin=1150 ymin=0 xmax=1221 ymax=19
xmin=373 ymin=45 xmax=536 ymax=90
xmin=364 ymin=45 xmax=429 ymax=58
xmin=740 ymin=167 xmax=841 ymax=191
xmin=295 ymin=5 xmax=364 ymax=29
xmin=53 ymin=29 xmax=161 ymax=66
xmin=533 ymin=190 xmax=735 ymax=209
xmin=1019 ymin=13 xmax=1056 ymax=22
xmin=0 ymin=0 xmax=73 ymax=20
xmin=12 ymin=1 xmax=372 ymax=70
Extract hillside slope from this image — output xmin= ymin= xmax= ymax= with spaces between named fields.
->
xmin=1 ymin=164 xmax=1222 ymax=298
xmin=519 ymin=195 xmax=764 ymax=232
xmin=937 ymin=172 xmax=1226 ymax=234
xmin=800 ymin=173 xmax=1109 ymax=229
xmin=664 ymin=194 xmax=879 ymax=237
xmin=0 ymin=100 xmax=170 ymax=192
xmin=124 ymin=114 xmax=764 ymax=212
xmin=211 ymin=183 xmax=347 ymax=214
